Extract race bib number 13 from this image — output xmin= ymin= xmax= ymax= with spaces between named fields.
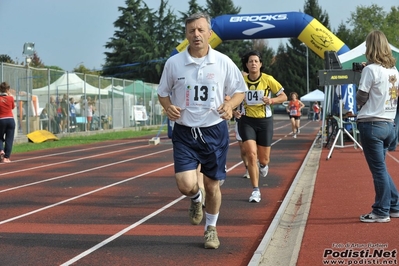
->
xmin=185 ymin=84 xmax=216 ymax=109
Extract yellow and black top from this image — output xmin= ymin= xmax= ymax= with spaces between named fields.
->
xmin=243 ymin=73 xmax=284 ymax=118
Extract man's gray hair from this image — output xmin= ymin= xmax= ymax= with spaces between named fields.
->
xmin=185 ymin=12 xmax=212 ymax=30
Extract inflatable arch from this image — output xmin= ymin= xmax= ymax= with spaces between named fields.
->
xmin=171 ymin=11 xmax=350 ymax=58
xmin=167 ymin=12 xmax=350 ymax=137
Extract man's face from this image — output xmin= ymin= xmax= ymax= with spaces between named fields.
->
xmin=185 ymin=18 xmax=212 ymax=52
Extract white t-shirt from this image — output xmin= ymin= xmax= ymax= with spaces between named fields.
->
xmin=87 ymin=104 xmax=93 ymax=117
xmin=157 ymin=45 xmax=247 ymax=127
xmin=357 ymin=64 xmax=399 ymax=120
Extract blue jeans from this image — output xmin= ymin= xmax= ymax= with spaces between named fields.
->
xmin=358 ymin=121 xmax=399 ymax=216
xmin=0 ymin=118 xmax=16 ymax=158
xmin=313 ymin=112 xmax=319 ymax=121
xmin=388 ymin=107 xmax=399 ymax=151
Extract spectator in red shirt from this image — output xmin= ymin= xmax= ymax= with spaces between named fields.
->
xmin=312 ymin=101 xmax=320 ymax=121
xmin=0 ymin=82 xmax=16 ymax=163
xmin=286 ymin=92 xmax=305 ymax=138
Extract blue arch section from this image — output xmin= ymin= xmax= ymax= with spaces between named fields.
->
xmin=171 ymin=11 xmax=350 ymax=58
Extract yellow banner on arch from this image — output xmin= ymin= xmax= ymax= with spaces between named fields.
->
xmin=298 ymin=18 xmax=346 ymax=59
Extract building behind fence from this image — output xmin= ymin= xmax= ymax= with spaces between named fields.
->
xmin=0 ymin=63 xmax=163 ymax=138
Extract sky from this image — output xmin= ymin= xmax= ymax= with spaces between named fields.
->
xmin=1 ymin=0 xmax=396 ymax=72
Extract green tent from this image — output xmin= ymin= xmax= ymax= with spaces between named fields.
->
xmin=122 ymin=80 xmax=157 ymax=98
xmin=339 ymin=41 xmax=399 ymax=69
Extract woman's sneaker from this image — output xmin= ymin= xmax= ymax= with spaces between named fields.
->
xmin=390 ymin=211 xmax=399 ymax=218
xmin=259 ymin=165 xmax=269 ymax=177
xmin=243 ymin=170 xmax=250 ymax=179
xmin=360 ymin=212 xmax=390 ymax=223
xmin=249 ymin=191 xmax=261 ymax=203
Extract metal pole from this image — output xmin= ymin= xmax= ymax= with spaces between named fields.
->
xmin=26 ymin=58 xmax=30 ymax=134
xmin=306 ymin=46 xmax=309 ymax=94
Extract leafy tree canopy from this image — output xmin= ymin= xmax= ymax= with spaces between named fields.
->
xmin=335 ymin=4 xmax=399 ymax=49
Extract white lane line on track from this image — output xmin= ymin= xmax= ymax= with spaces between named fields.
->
xmin=388 ymin=152 xmax=399 ymax=163
xmin=0 ymin=148 xmax=172 ymax=193
xmin=12 ymin=139 xmax=147 ymax=163
xmin=0 ymin=141 xmax=241 ymax=224
xmin=60 ymin=195 xmax=187 ymax=266
xmin=0 ymin=143 xmax=158 ymax=177
xmin=60 ymin=163 xmax=240 ymax=266
xmin=0 ymin=163 xmax=175 ymax=225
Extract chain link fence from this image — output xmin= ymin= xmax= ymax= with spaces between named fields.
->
xmin=0 ymin=63 xmax=163 ymax=138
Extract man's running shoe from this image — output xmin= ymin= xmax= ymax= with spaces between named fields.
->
xmin=204 ymin=226 xmax=220 ymax=249
xmin=189 ymin=188 xmax=204 ymax=225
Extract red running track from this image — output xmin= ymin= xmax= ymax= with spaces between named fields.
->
xmin=297 ymin=143 xmax=399 ymax=266
xmin=0 ymin=118 xmax=319 ymax=266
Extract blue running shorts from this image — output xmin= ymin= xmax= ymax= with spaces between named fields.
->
xmin=172 ymin=121 xmax=229 ymax=181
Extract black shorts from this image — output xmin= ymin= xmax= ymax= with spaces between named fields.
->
xmin=289 ymin=115 xmax=301 ymax=120
xmin=238 ymin=115 xmax=273 ymax=147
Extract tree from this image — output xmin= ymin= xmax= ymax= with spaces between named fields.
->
xmin=0 ymin=54 xmax=15 ymax=64
xmin=270 ymin=44 xmax=290 ymax=87
xmin=336 ymin=4 xmax=399 ymax=49
xmin=102 ymin=0 xmax=153 ymax=80
xmin=30 ymin=52 xmax=45 ymax=68
xmin=102 ymin=0 xmax=181 ymax=83
xmin=384 ymin=6 xmax=399 ymax=47
xmin=178 ymin=0 xmax=205 ymax=39
xmin=72 ymin=64 xmax=100 ymax=75
xmin=334 ymin=23 xmax=355 ymax=49
xmin=143 ymin=0 xmax=181 ymax=82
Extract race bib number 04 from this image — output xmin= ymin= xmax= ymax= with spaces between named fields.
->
xmin=246 ymin=90 xmax=265 ymax=105
xmin=185 ymin=84 xmax=216 ymax=109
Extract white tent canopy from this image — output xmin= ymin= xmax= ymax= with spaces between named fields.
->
xmin=338 ymin=41 xmax=399 ymax=69
xmin=104 ymin=84 xmax=124 ymax=91
xmin=300 ymin=89 xmax=324 ymax=102
xmin=33 ymin=73 xmax=107 ymax=97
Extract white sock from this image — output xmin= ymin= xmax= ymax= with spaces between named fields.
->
xmin=205 ymin=212 xmax=219 ymax=230
xmin=190 ymin=189 xmax=202 ymax=203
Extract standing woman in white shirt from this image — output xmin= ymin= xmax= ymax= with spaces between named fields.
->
xmin=356 ymin=30 xmax=399 ymax=223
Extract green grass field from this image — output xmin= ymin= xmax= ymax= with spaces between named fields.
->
xmin=12 ymin=128 xmax=164 ymax=154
